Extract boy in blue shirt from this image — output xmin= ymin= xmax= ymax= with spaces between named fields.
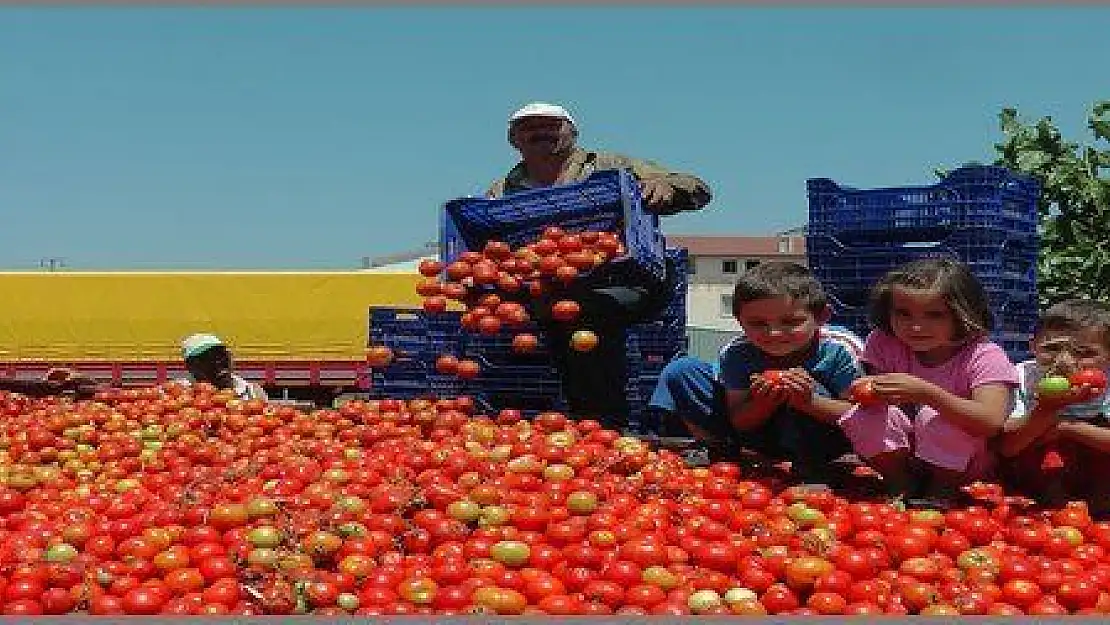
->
xmin=649 ymin=261 xmax=861 ymax=484
xmin=997 ymin=299 xmax=1110 ymax=510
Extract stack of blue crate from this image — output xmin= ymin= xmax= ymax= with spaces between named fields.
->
xmin=625 ymin=247 xmax=690 ymax=433
xmin=434 ymin=168 xmax=685 ymax=426
xmin=367 ymin=307 xmax=466 ymax=399
xmin=367 ymin=247 xmax=690 ymax=430
xmin=806 ymin=165 xmax=1040 ymax=361
xmin=457 ymin=246 xmax=690 ymax=425
xmin=458 ymin=322 xmax=569 ymax=416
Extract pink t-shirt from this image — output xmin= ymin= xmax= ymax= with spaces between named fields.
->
xmin=861 ymin=330 xmax=1020 ymax=398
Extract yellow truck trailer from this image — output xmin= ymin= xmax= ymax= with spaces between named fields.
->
xmin=0 ymin=270 xmax=425 ymax=403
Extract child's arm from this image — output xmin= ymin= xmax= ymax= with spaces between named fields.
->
xmin=790 ymin=392 xmax=855 ymax=425
xmin=781 ymin=347 xmax=858 ymax=425
xmin=1056 ymin=421 xmax=1110 ymax=454
xmin=725 ymin=384 xmax=787 ymax=432
xmin=872 ymin=374 xmax=1012 ymax=437
xmin=925 ymin=381 xmax=1014 ymax=437
xmin=719 ymin=341 xmax=786 ymax=432
xmin=996 ymin=403 xmax=1060 ymax=457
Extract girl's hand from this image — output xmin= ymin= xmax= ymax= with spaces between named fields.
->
xmin=870 ymin=373 xmax=937 ymax=405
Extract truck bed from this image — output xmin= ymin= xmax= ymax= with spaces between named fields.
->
xmin=0 ymin=270 xmax=424 ymax=365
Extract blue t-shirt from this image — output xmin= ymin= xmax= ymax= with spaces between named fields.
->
xmin=718 ymin=336 xmax=862 ymax=400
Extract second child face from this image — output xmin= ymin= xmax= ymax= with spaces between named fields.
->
xmin=736 ymin=296 xmax=823 ymax=358
xmin=1032 ymin=327 xmax=1110 ymax=377
xmin=889 ymin=286 xmax=960 ymax=359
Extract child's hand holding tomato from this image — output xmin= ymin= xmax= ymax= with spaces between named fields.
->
xmin=1036 ymin=368 xmax=1108 ymax=409
xmin=848 ymin=377 xmax=885 ymax=407
xmin=751 ymin=369 xmax=815 ymax=408
xmin=866 ymin=373 xmax=937 ymax=406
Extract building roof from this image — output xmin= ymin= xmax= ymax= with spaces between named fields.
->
xmin=666 ymin=235 xmax=806 ymax=257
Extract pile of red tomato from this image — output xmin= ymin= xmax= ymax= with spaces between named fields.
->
xmin=2 ymin=383 xmax=1110 ymax=616
xmin=367 ymin=227 xmax=624 ymax=376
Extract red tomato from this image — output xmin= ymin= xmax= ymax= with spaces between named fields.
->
xmin=848 ymin=378 xmax=883 ymax=406
xmin=807 ymin=591 xmax=848 ymax=615
xmin=761 ymin=583 xmax=800 ymax=614
xmin=1070 ymin=368 xmax=1108 ymax=394
xmin=121 ymin=587 xmax=169 ymax=615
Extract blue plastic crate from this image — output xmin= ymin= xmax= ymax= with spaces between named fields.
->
xmin=655 ymin=275 xmax=687 ymax=321
xmin=441 ymin=169 xmax=667 ymax=287
xmin=662 ymin=247 xmax=689 ymax=312
xmin=472 ymin=391 xmax=569 ymax=416
xmin=807 ymin=230 xmax=1037 ymax=284
xmin=457 ymin=353 xmax=565 ymax=402
xmin=369 ymin=307 xmax=465 ymax=362
xmin=995 ymin=299 xmax=1039 ymax=335
xmin=825 ymin=293 xmax=1037 ymax=363
xmin=463 ymin=356 xmax=568 ymax=415
xmin=626 ymin=370 xmax=671 ymax=436
xmin=461 ymin=325 xmax=555 ymax=368
xmin=666 ymin=247 xmax=690 ymax=281
xmin=368 ymin=307 xmax=467 ymax=398
xmin=628 ymin=324 xmax=687 ymax=371
xmin=807 ymin=165 xmax=1040 ymax=243
xmin=370 ymin=374 xmax=462 ymax=400
xmin=824 ymin=281 xmax=1037 ymax=319
xmin=369 ymin=352 xmax=463 ymax=399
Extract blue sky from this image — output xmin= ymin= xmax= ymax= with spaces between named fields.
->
xmin=3 ymin=7 xmax=1108 ymax=270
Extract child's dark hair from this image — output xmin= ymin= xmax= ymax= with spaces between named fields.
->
xmin=1037 ymin=299 xmax=1110 ymax=349
xmin=731 ymin=261 xmax=828 ymax=317
xmin=868 ymin=257 xmax=993 ymax=340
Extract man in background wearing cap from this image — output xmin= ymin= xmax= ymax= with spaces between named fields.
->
xmin=488 ymin=102 xmax=711 ymax=214
xmin=179 ymin=333 xmax=268 ymax=401
xmin=485 ymin=102 xmax=712 ymax=431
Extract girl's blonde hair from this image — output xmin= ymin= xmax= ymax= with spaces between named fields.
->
xmin=868 ymin=257 xmax=994 ymax=341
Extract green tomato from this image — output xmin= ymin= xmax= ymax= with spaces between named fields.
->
xmin=489 ymin=540 xmax=531 ymax=567
xmin=44 ymin=543 xmax=79 ymax=563
xmin=1038 ymin=375 xmax=1072 ymax=397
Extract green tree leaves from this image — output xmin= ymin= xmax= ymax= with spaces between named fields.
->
xmin=989 ymin=100 xmax=1110 ymax=307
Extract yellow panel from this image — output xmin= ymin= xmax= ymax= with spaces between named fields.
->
xmin=0 ymin=272 xmax=426 ymax=362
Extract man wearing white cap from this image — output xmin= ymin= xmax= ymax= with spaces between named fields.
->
xmin=484 ymin=102 xmax=712 ymax=431
xmin=488 ymin=102 xmax=711 ymax=215
xmin=179 ymin=333 xmax=267 ymax=401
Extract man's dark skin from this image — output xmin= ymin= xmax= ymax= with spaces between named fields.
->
xmin=185 ymin=346 xmax=237 ymax=390
xmin=486 ymin=105 xmax=712 ymax=430
xmin=0 ymin=369 xmax=100 ymax=399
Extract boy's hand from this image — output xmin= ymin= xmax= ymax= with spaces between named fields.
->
xmin=870 ymin=373 xmax=936 ymax=405
xmin=1036 ymin=387 xmax=1097 ymax=412
xmin=1036 ymin=369 xmax=1107 ymax=410
xmin=779 ymin=368 xmax=817 ymax=408
xmin=750 ymin=371 xmax=790 ymax=406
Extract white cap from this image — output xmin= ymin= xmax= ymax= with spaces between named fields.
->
xmin=508 ymin=102 xmax=576 ymax=127
xmin=181 ymin=333 xmax=225 ymax=360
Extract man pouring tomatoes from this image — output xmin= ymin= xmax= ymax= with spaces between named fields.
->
xmin=485 ymin=102 xmax=712 ymax=430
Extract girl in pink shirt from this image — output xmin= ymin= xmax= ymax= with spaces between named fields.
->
xmin=838 ymin=258 xmax=1020 ymax=499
